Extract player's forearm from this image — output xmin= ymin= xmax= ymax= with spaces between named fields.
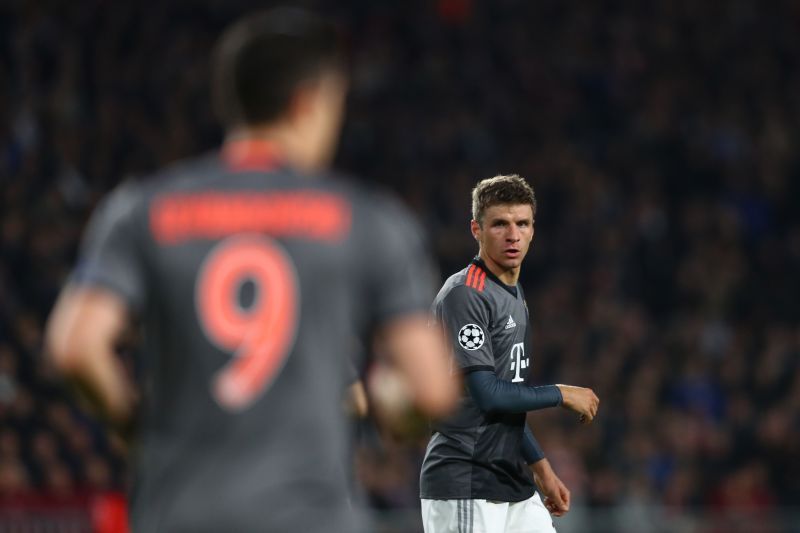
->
xmin=46 ymin=287 xmax=135 ymax=423
xmin=530 ymin=457 xmax=556 ymax=485
xmin=465 ymin=370 xmax=562 ymax=414
xmin=73 ymin=350 xmax=134 ymax=423
xmin=48 ymin=331 xmax=135 ymax=423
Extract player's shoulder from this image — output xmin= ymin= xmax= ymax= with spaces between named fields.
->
xmin=96 ymin=153 xmax=214 ymax=207
xmin=90 ymin=174 xmax=155 ymax=229
xmin=88 ymin=154 xmax=224 ymax=230
xmin=435 ymin=263 xmax=491 ymax=307
xmin=449 ymin=262 xmax=491 ymax=294
xmin=96 ymin=178 xmax=146 ymax=215
xmin=139 ymin=152 xmax=223 ymax=195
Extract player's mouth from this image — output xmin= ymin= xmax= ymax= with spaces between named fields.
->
xmin=503 ymin=248 xmax=520 ymax=258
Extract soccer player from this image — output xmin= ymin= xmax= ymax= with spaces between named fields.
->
xmin=420 ymin=175 xmax=599 ymax=533
xmin=44 ymin=9 xmax=458 ymax=533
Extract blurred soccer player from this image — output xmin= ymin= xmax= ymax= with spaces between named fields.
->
xmin=419 ymin=175 xmax=599 ymax=533
xmin=45 ymin=8 xmax=457 ymax=533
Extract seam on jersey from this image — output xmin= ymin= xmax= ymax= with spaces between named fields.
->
xmin=469 ymin=419 xmax=489 ymax=500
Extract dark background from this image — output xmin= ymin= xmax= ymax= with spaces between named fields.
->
xmin=1 ymin=1 xmax=799 ymax=531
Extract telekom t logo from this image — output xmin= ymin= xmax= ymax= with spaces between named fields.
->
xmin=509 ymin=342 xmax=528 ymax=382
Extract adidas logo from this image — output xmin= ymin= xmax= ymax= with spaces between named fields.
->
xmin=504 ymin=315 xmax=516 ymax=329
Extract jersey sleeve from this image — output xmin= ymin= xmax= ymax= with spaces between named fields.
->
xmin=465 ymin=370 xmax=562 ymax=413
xmin=363 ymin=193 xmax=438 ymax=325
xmin=522 ymin=425 xmax=545 ymax=464
xmin=70 ymin=182 xmax=147 ymax=312
xmin=439 ymin=284 xmax=494 ymax=371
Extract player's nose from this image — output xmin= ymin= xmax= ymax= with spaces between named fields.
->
xmin=506 ymin=226 xmax=521 ymax=242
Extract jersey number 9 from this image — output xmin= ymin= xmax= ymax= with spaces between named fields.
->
xmin=196 ymin=235 xmax=299 ymax=411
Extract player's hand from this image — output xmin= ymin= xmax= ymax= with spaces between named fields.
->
xmin=531 ymin=459 xmax=570 ymax=517
xmin=556 ymin=385 xmax=599 ymax=423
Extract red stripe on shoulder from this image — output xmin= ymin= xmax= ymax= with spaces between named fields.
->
xmin=465 ymin=265 xmax=476 ymax=287
xmin=469 ymin=266 xmax=480 ymax=288
xmin=466 ymin=265 xmax=485 ymax=290
xmin=472 ymin=267 xmax=483 ymax=288
xmin=477 ymin=271 xmax=486 ymax=291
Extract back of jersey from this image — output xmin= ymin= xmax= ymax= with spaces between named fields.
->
xmin=73 ymin=141 xmax=435 ymax=533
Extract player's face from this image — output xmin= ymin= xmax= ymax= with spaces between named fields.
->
xmin=471 ymin=203 xmax=534 ymax=273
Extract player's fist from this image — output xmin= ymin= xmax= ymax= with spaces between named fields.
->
xmin=556 ymin=385 xmax=599 ymax=423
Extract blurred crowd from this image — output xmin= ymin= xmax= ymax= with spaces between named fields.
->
xmin=1 ymin=0 xmax=799 ymax=526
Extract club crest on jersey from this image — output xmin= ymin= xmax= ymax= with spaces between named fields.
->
xmin=458 ymin=324 xmax=485 ymax=350
xmin=505 ymin=315 xmax=516 ymax=329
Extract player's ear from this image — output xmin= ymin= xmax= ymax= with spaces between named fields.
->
xmin=287 ymin=72 xmax=332 ymax=126
xmin=470 ymin=219 xmax=481 ymax=241
xmin=287 ymin=81 xmax=316 ymax=122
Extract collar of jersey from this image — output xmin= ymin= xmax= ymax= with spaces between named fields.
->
xmin=222 ymin=138 xmax=285 ymax=172
xmin=470 ymin=256 xmax=519 ymax=297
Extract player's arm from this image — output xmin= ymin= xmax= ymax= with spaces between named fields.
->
xmin=522 ymin=424 xmax=545 ymax=465
xmin=344 ymin=379 xmax=369 ymax=418
xmin=365 ymin=194 xmax=459 ymax=419
xmin=466 ymin=370 xmax=561 ymax=413
xmin=45 ymin=183 xmax=144 ymax=425
xmin=522 ymin=426 xmax=570 ymax=516
xmin=466 ymin=371 xmax=599 ymax=421
xmin=530 ymin=458 xmax=570 ymax=516
xmin=341 ymin=354 xmax=369 ymax=418
xmin=441 ymin=285 xmax=598 ymax=420
xmin=46 ymin=285 xmax=136 ymax=423
xmin=373 ymin=313 xmax=457 ymax=418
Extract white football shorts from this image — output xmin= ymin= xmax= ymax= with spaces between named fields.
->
xmin=421 ymin=492 xmax=557 ymax=533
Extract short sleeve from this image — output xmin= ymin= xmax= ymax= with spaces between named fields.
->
xmin=439 ymin=285 xmax=494 ymax=371
xmin=363 ymin=193 xmax=438 ymax=325
xmin=70 ymin=182 xmax=147 ymax=312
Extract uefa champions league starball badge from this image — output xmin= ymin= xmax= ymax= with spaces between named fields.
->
xmin=458 ymin=324 xmax=485 ymax=350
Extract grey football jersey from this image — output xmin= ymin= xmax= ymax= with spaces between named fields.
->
xmin=72 ymin=143 xmax=437 ymax=533
xmin=420 ymin=258 xmax=536 ymax=502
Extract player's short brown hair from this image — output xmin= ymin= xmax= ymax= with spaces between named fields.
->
xmin=471 ymin=174 xmax=537 ymax=225
xmin=211 ymin=8 xmax=345 ymax=128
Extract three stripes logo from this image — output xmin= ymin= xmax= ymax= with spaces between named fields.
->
xmin=505 ymin=315 xmax=516 ymax=329
xmin=465 ymin=264 xmax=486 ymax=292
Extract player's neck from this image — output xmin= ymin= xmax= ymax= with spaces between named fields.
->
xmin=478 ymin=251 xmax=520 ymax=287
xmin=226 ymin=125 xmax=324 ymax=173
